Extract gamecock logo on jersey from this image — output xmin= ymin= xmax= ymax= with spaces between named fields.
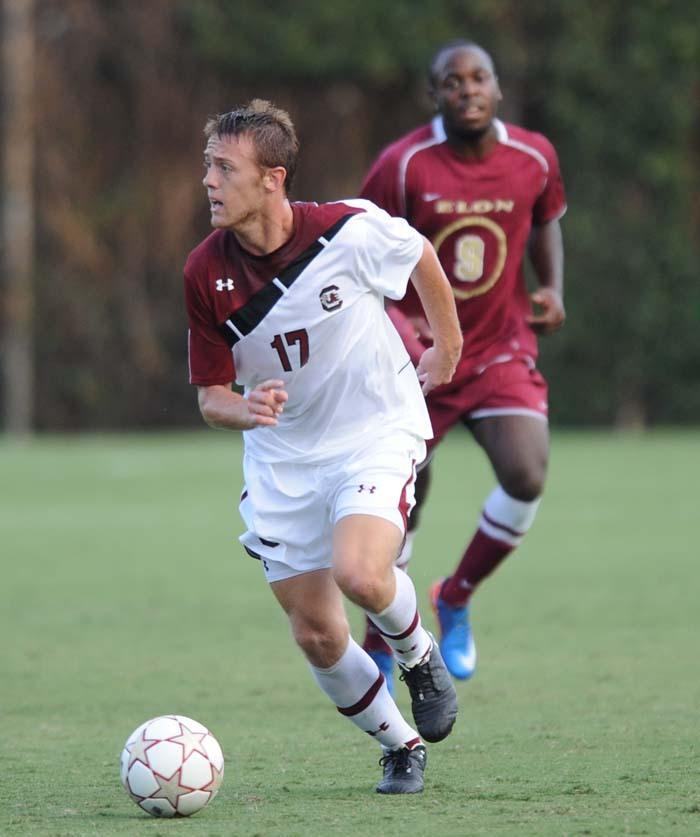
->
xmin=319 ymin=285 xmax=343 ymax=311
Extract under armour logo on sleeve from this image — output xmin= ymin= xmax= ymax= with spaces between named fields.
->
xmin=216 ymin=278 xmax=234 ymax=291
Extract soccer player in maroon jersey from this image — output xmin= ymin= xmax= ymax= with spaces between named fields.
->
xmin=184 ymin=100 xmax=463 ymax=793
xmin=359 ymin=40 xmax=566 ymax=687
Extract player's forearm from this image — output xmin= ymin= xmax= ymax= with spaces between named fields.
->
xmin=529 ymin=219 xmax=564 ymax=296
xmin=410 ymin=239 xmax=462 ymax=360
xmin=197 ymin=384 xmax=252 ymax=431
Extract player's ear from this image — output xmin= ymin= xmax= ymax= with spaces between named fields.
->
xmin=494 ymin=77 xmax=503 ymax=104
xmin=263 ymin=166 xmax=287 ymax=193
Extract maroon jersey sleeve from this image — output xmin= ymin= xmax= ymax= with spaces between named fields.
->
xmin=531 ymin=134 xmax=567 ymax=226
xmin=359 ymin=146 xmax=405 ymax=218
xmin=184 ymin=260 xmax=235 ymax=386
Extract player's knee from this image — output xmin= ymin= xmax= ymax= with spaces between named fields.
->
xmin=501 ymin=464 xmax=546 ymax=501
xmin=292 ymin=620 xmax=347 ymax=667
xmin=333 ymin=566 xmax=384 ymax=610
xmin=334 ymin=560 xmax=393 ymax=613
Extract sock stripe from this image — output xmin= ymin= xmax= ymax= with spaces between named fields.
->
xmin=481 ymin=510 xmax=525 ymax=540
xmin=373 ymin=609 xmax=419 ymax=641
xmin=336 ymin=672 xmax=384 ymax=717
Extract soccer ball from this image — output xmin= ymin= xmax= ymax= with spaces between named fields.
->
xmin=120 ymin=714 xmax=224 ymax=818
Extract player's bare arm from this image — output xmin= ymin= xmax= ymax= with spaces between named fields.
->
xmin=197 ymin=380 xmax=288 ymax=430
xmin=527 ymin=218 xmax=566 ymax=335
xmin=409 ymin=238 xmax=462 ymax=393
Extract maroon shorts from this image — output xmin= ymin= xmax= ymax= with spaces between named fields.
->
xmin=427 ymin=355 xmax=548 ymax=450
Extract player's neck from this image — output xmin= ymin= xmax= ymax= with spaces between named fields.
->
xmin=231 ymin=200 xmax=295 ymax=257
xmin=445 ymin=124 xmax=499 ymax=161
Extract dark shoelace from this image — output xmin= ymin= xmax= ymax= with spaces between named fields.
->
xmin=399 ymin=660 xmax=435 ymax=696
xmin=379 ymin=748 xmax=416 ymax=771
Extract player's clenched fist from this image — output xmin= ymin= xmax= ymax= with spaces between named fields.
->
xmin=246 ymin=379 xmax=288 ymax=427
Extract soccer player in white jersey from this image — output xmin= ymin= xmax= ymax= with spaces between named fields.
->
xmin=183 ymin=100 xmax=462 ymax=794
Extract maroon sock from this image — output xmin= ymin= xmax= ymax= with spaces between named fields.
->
xmin=362 ymin=616 xmax=393 ymax=655
xmin=441 ymin=528 xmax=513 ymax=608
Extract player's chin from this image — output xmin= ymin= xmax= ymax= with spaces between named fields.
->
xmin=452 ymin=118 xmax=491 ymax=140
xmin=209 ymin=209 xmax=231 ymax=228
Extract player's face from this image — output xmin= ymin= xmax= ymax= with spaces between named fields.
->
xmin=431 ymin=46 xmax=502 ymax=140
xmin=202 ymin=133 xmax=267 ymax=230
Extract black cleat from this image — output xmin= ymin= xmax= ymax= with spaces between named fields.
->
xmin=376 ymin=745 xmax=427 ymax=794
xmin=399 ymin=633 xmax=458 ymax=743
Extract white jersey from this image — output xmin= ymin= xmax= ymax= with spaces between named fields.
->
xmin=184 ymin=199 xmax=433 ymax=463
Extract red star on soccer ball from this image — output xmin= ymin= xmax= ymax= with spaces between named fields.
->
xmin=125 ymin=728 xmax=158 ymax=769
xmin=170 ymin=720 xmax=209 ymax=760
xmin=151 ymin=768 xmax=192 ymax=808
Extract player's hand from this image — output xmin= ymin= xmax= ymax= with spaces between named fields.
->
xmin=527 ymin=288 xmax=566 ymax=335
xmin=246 ymin=379 xmax=288 ymax=427
xmin=415 ymin=345 xmax=458 ymax=395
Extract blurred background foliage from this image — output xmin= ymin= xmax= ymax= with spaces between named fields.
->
xmin=1 ymin=0 xmax=698 ymax=431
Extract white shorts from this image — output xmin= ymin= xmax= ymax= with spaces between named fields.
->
xmin=238 ymin=432 xmax=426 ymax=583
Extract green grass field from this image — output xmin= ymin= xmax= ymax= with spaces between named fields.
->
xmin=1 ymin=429 xmax=698 ymax=836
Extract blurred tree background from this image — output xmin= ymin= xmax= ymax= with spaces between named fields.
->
xmin=1 ymin=0 xmax=698 ymax=432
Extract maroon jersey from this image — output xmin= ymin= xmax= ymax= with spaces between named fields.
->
xmin=361 ymin=116 xmax=566 ymax=381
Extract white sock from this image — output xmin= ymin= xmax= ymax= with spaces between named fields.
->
xmin=366 ymin=567 xmax=431 ymax=668
xmin=310 ymin=638 xmax=420 ymax=750
xmin=480 ymin=486 xmax=541 ymax=547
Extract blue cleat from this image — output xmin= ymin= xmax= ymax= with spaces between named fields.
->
xmin=367 ymin=649 xmax=396 ymax=698
xmin=429 ymin=579 xmax=477 ymax=680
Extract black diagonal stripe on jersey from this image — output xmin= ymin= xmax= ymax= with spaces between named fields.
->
xmin=217 ymin=212 xmax=356 ymax=347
